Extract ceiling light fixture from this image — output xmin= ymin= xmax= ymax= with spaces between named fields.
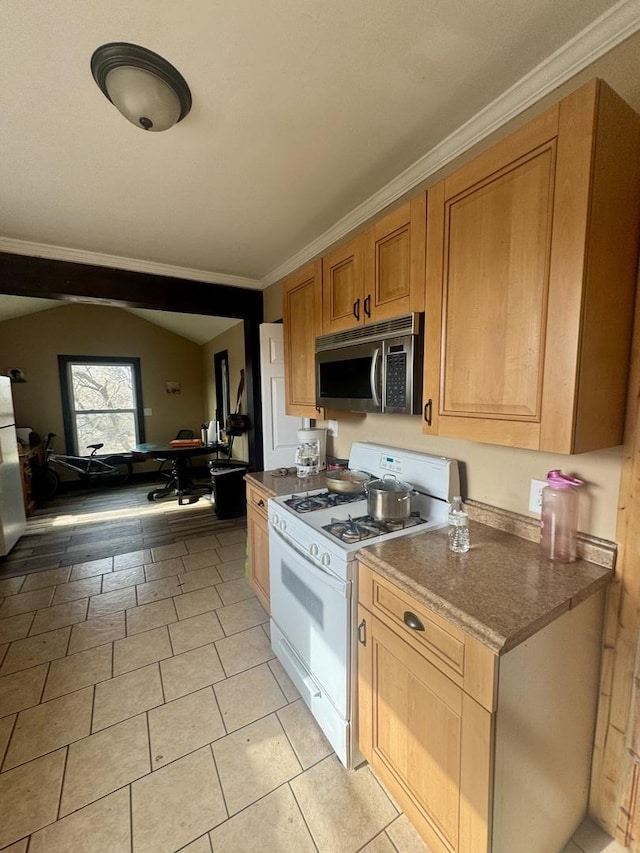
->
xmin=91 ymin=42 xmax=192 ymax=132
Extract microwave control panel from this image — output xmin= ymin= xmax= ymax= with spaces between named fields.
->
xmin=385 ymin=351 xmax=408 ymax=408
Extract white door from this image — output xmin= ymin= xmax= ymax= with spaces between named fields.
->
xmin=259 ymin=323 xmax=304 ymax=469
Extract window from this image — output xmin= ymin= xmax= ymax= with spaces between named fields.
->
xmin=58 ymin=356 xmax=145 ymax=454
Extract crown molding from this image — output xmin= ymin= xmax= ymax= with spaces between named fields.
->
xmin=261 ymin=0 xmax=640 ymax=287
xmin=0 ymin=237 xmax=263 ymax=290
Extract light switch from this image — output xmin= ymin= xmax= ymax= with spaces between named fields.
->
xmin=144 ymin=408 xmax=152 ymax=416
xmin=328 ymin=419 xmax=338 ymax=438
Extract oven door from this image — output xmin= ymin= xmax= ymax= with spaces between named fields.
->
xmin=269 ymin=525 xmax=351 ymax=716
xmin=316 ymin=341 xmax=382 ymax=413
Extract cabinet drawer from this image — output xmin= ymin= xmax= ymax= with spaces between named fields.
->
xmin=246 ymin=483 xmax=269 ymax=518
xmin=359 ymin=563 xmax=464 ymax=681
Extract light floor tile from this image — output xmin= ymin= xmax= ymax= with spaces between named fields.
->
xmin=216 ymin=597 xmax=268 ymax=636
xmin=88 ymin=586 xmax=137 ymax=619
xmin=277 ymin=698 xmax=332 ymax=769
xmin=0 ymin=588 xmax=54 ymax=619
xmin=178 ymin=565 xmax=222 ymax=593
xmin=132 ymin=746 xmax=226 ymax=853
xmin=20 ymin=567 xmax=71 ymax=592
xmin=148 ymin=686 xmax=224 ymax=769
xmin=144 ymin=556 xmax=184 ymax=581
xmin=29 ymin=787 xmax=131 ymax=853
xmin=181 ymin=835 xmax=212 ymax=853
xmin=217 ymin=543 xmax=247 ymax=563
xmin=0 ymin=612 xmax=34 ymax=645
xmin=0 ymin=664 xmax=48 ymax=717
xmin=60 ymin=713 xmax=150 ymax=816
xmin=113 ymin=548 xmax=151 ymax=570
xmin=0 ymin=838 xmax=28 ymax=852
xmin=70 ymin=557 xmax=113 ymax=581
xmin=185 ymin=535 xmax=221 ymax=555
xmin=216 ymin=625 xmax=274 ymax=676
xmin=216 ymin=558 xmax=247 ymax=581
xmin=3 ymin=685 xmax=93 ymax=770
xmin=29 ymin=597 xmax=88 ymax=636
xmin=52 ymin=575 xmax=101 ymax=605
xmin=216 ymin=529 xmax=248 ymax=546
xmin=572 ymin=818 xmax=627 ymax=852
xmin=216 ymin=577 xmax=254 ymax=606
xmin=0 ymin=713 xmax=16 ymax=765
xmin=93 ymin=662 xmax=163 ymax=732
xmin=126 ymin=598 xmax=177 ymax=636
xmin=209 ymin=784 xmax=316 ymax=852
xmin=150 ymin=542 xmax=187 ymax=562
xmin=182 ymin=548 xmax=220 ymax=571
xmin=385 ymin=815 xmax=431 ymax=852
xmin=68 ymin=611 xmax=125 ymax=655
xmin=0 ymin=748 xmax=66 ymax=848
xmin=101 ymin=565 xmax=145 ymax=592
xmin=214 ymin=663 xmax=287 ymax=733
xmin=0 ymin=626 xmax=70 ymax=676
xmin=174 ymin=586 xmax=223 ymax=620
xmin=160 ymin=643 xmax=225 ymax=702
xmin=136 ymin=575 xmax=181 ymax=605
xmin=113 ymin=625 xmax=172 ymax=676
xmin=212 ymin=714 xmax=301 ymax=815
xmin=43 ymin=641 xmax=112 ymax=701
xmin=0 ymin=576 xmax=25 ymax=598
xmin=169 ymin=610 xmax=224 ymax=655
xmin=361 ymin=832 xmax=398 ymax=852
xmin=268 ymin=658 xmax=300 ymax=702
xmin=290 ymin=755 xmax=399 ymax=852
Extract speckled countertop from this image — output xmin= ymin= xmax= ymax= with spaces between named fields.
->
xmin=357 ymin=521 xmax=612 ymax=655
xmin=245 ymin=470 xmax=327 ymax=498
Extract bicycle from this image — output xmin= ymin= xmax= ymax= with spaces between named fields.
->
xmin=34 ymin=433 xmax=133 ymax=499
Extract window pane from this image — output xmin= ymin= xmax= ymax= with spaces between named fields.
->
xmin=75 ymin=413 xmax=137 ymax=454
xmin=70 ymin=364 xmax=135 ymax=411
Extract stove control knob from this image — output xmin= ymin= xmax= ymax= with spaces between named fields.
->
xmin=279 ymin=519 xmax=287 ymax=532
xmin=309 ymin=544 xmax=319 ymax=557
xmin=271 ymin=513 xmax=279 ymax=528
xmin=321 ymin=553 xmax=331 ymax=567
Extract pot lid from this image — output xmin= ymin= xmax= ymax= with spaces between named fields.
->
xmin=368 ymin=475 xmax=412 ymax=492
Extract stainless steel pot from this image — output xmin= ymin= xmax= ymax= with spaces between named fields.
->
xmin=366 ymin=474 xmax=416 ymax=520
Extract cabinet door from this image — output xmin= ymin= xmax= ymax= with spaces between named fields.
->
xmin=322 ymin=234 xmax=365 ymax=333
xmin=282 ymin=260 xmax=323 ymax=417
xmin=358 ymin=607 xmax=491 ymax=853
xmin=247 ymin=505 xmax=270 ymax=613
xmin=365 ymin=195 xmax=426 ymax=322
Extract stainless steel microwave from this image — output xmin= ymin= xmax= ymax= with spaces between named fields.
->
xmin=315 ymin=313 xmax=423 ymax=414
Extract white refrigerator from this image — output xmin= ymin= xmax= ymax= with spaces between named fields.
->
xmin=0 ymin=376 xmax=27 ymax=556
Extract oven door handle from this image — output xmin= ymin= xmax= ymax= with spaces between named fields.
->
xmin=370 ymin=347 xmax=381 ymax=409
xmin=269 ymin=525 xmax=349 ymax=596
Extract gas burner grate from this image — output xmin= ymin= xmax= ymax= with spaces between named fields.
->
xmin=322 ymin=513 xmax=427 ymax=543
xmin=284 ymin=489 xmax=365 ymax=513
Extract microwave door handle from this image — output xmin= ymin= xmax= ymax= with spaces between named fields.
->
xmin=370 ymin=347 xmax=381 ymax=408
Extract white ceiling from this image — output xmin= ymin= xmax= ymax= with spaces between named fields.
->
xmin=1 ymin=0 xmax=640 ymax=296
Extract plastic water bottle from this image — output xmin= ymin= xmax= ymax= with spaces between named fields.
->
xmin=540 ymin=470 xmax=583 ymax=563
xmin=448 ymin=496 xmax=470 ymax=553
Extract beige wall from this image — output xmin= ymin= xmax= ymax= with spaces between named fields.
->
xmin=0 ymin=303 xmax=206 ymax=455
xmin=201 ymin=321 xmax=248 ymax=462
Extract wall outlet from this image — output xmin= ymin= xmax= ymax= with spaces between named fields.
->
xmin=327 ymin=419 xmax=338 ymax=438
xmin=144 ymin=408 xmax=152 ymax=416
xmin=528 ymin=478 xmax=546 ymax=514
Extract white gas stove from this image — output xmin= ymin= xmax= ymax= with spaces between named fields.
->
xmin=268 ymin=442 xmax=460 ymax=768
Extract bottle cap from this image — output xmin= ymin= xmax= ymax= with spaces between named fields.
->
xmin=546 ymin=469 xmax=583 ymax=489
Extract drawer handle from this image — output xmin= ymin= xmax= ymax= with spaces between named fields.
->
xmin=403 ymin=611 xmax=425 ymax=632
xmin=257 ymin=499 xmax=265 ymax=507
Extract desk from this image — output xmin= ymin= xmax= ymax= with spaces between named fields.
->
xmin=131 ymin=442 xmax=228 ymax=505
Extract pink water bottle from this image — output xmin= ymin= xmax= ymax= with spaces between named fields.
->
xmin=540 ymin=470 xmax=583 ymax=563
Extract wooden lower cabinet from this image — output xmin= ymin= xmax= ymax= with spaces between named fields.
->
xmin=246 ymin=482 xmax=270 ymax=613
xmin=357 ymin=564 xmax=605 ymax=852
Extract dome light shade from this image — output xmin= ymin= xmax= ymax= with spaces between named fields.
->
xmin=91 ymin=43 xmax=192 ymax=132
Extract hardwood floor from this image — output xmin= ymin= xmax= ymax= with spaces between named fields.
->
xmin=0 ymin=479 xmax=246 ymax=580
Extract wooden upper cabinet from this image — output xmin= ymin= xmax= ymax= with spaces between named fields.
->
xmin=423 ymin=79 xmax=640 ymax=453
xmin=282 ymin=259 xmax=323 ymax=417
xmin=322 ymin=195 xmax=426 ymax=334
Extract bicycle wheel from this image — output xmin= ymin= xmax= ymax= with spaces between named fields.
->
xmin=98 ymin=456 xmax=132 ymax=487
xmin=33 ymin=467 xmax=60 ymax=501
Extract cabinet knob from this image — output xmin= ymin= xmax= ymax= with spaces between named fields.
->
xmin=353 ymin=299 xmax=360 ymax=321
xmin=403 ymin=611 xmax=425 ymax=632
xmin=423 ymin=399 xmax=432 ymax=426
xmin=257 ymin=499 xmax=265 ymax=507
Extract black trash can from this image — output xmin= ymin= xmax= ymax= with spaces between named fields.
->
xmin=208 ymin=461 xmax=247 ymax=519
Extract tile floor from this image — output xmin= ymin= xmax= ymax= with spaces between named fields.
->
xmin=0 ymin=485 xmax=629 ymax=852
